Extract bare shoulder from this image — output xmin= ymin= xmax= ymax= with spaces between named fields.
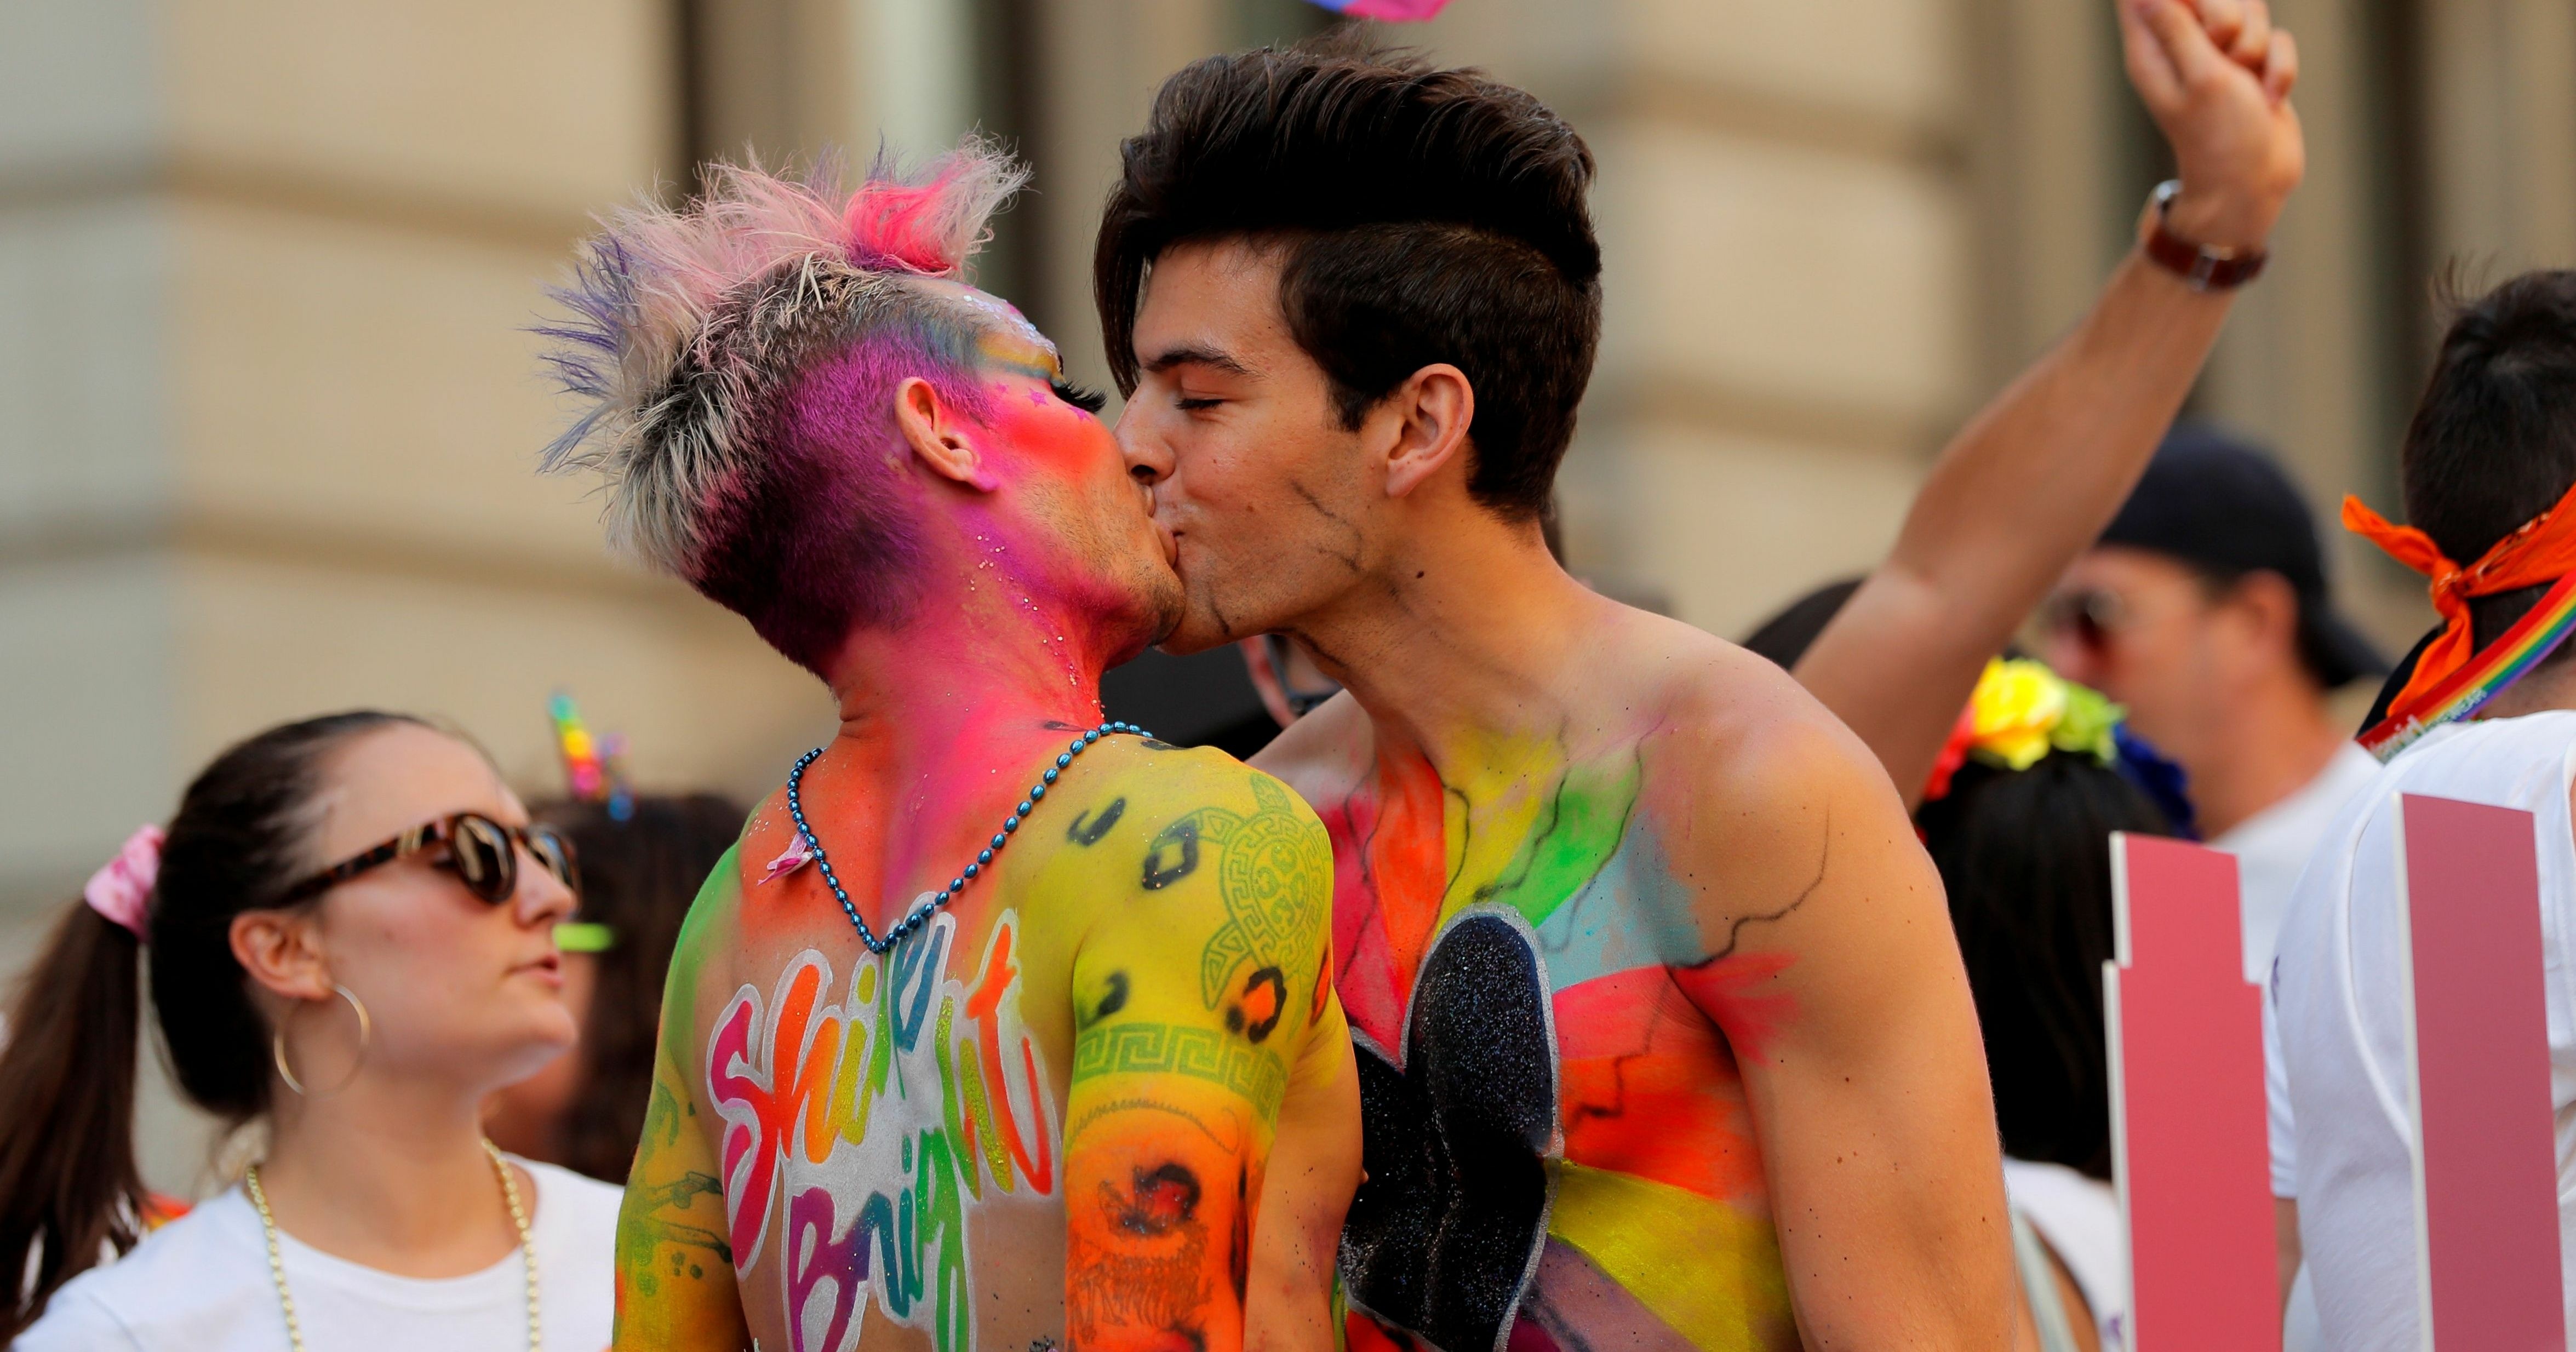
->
xmin=1613 ymin=611 xmax=1921 ymax=903
xmin=1619 ymin=611 xmax=1888 ymax=781
xmin=1247 ymin=689 xmax=1373 ymax=807
xmin=1075 ymin=732 xmax=1330 ymax=831
xmin=1024 ymin=734 xmax=1333 ymax=916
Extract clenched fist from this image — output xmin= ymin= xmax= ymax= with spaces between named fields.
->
xmin=2121 ymin=0 xmax=2305 ymax=253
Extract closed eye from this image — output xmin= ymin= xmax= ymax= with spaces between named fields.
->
xmin=1051 ymin=380 xmax=1107 ymax=415
xmin=1175 ymin=396 xmax=1223 ymax=411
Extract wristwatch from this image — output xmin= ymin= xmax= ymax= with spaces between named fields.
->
xmin=2142 ymin=179 xmax=2268 ymax=291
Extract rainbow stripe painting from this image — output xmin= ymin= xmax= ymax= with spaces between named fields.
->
xmin=2360 ymin=572 xmax=2576 ymax=761
xmin=1304 ymin=0 xmax=1454 ymax=19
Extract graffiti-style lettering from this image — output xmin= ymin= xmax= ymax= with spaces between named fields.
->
xmin=707 ymin=912 xmax=1056 ymax=1352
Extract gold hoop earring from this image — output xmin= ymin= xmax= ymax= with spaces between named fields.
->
xmin=272 ymin=983 xmax=371 ymax=1098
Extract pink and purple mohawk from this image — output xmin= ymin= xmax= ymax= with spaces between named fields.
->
xmin=539 ymin=141 xmax=1029 ymax=578
xmin=539 ymin=143 xmax=1033 ymax=669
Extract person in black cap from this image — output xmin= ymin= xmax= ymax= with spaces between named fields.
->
xmin=2040 ymin=423 xmax=2385 ymax=982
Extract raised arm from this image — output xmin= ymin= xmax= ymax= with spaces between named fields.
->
xmin=1676 ymin=709 xmax=2016 ymax=1347
xmin=1061 ymin=766 xmax=1342 ymax=1352
xmin=613 ymin=863 xmax=751 ymax=1351
xmin=1796 ymin=0 xmax=2303 ymax=804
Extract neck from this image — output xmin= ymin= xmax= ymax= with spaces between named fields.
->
xmin=1287 ymin=506 xmax=1606 ymax=768
xmin=2481 ymin=654 xmax=2576 ymax=719
xmin=255 ymin=1066 xmax=517 ymax=1273
xmin=2186 ymin=672 xmax=2348 ymax=838
xmin=824 ymin=535 xmax=1125 ymax=780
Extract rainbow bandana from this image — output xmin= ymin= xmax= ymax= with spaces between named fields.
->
xmin=2348 ymin=479 xmax=2576 ymax=760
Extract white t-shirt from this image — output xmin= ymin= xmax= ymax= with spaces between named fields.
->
xmin=2002 ymin=1158 xmax=2128 ymax=1352
xmin=2268 ymin=713 xmax=2576 ymax=1352
xmin=16 ymin=1158 xmax=622 ymax=1352
xmin=2214 ymin=741 xmax=2383 ymax=986
xmin=2219 ymin=740 xmax=2377 ymax=1202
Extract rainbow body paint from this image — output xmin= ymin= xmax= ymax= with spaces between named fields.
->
xmin=1301 ymin=728 xmax=1802 ymax=1352
xmin=546 ymin=148 xmax=1347 ymax=1352
xmin=614 ymin=739 xmax=1344 ymax=1352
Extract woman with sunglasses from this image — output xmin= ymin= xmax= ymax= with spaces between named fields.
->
xmin=1 ymin=711 xmax=621 ymax=1350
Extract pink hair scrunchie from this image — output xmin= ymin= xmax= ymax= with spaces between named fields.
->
xmin=84 ymin=824 xmax=163 ymax=940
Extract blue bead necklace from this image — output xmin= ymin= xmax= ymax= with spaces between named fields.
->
xmin=785 ymin=720 xmax=1151 ymax=954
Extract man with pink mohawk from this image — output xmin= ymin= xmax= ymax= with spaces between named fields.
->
xmin=542 ymin=145 xmax=1359 ymax=1352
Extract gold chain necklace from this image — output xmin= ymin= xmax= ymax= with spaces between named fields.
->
xmin=242 ymin=1139 xmax=541 ymax=1351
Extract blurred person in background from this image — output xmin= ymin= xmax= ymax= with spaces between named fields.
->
xmin=541 ymin=145 xmax=1353 ymax=1352
xmin=1915 ymin=659 xmax=2183 ymax=1352
xmin=2041 ymin=426 xmax=2385 ymax=976
xmin=483 ymin=792 xmax=745 ymax=1184
xmin=1 ymin=712 xmax=620 ymax=1350
xmin=2273 ymin=270 xmax=2576 ymax=1350
xmin=1239 ymin=634 xmax=1341 ymax=731
xmin=1103 ymin=5 xmax=2297 ymax=1345
xmin=2040 ymin=428 xmax=2381 ymax=1348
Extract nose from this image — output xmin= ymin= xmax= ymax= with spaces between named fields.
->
xmin=1115 ymin=403 xmax=1172 ymax=488
xmin=2041 ymin=629 xmax=2101 ymax=685
xmin=512 ymin=846 xmax=577 ymax=928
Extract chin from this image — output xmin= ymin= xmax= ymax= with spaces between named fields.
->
xmin=486 ymin=1016 xmax=581 ymax=1087
xmin=1156 ymin=606 xmax=1240 ymax=657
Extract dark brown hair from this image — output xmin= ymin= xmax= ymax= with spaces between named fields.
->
xmin=1095 ymin=35 xmax=1602 ymax=520
xmin=1916 ymin=754 xmax=2174 ymax=1180
xmin=0 ymin=711 xmax=426 ymax=1337
xmin=2402 ymin=269 xmax=2576 ymax=651
xmin=529 ymin=793 xmax=743 ymax=1183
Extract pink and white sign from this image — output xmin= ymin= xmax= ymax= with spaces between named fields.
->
xmin=2394 ymin=793 xmax=2564 ymax=1351
xmin=2106 ymin=833 xmax=2278 ymax=1352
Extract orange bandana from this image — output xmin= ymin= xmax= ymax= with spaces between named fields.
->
xmin=2343 ymin=475 xmax=2576 ymax=713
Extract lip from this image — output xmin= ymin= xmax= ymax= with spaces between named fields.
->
xmin=511 ymin=952 xmax=564 ymax=988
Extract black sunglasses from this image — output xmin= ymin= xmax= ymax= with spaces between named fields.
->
xmin=278 ymin=812 xmax=580 ymax=907
xmin=1263 ymin=633 xmax=1343 ymax=718
xmin=2041 ymin=588 xmax=2132 ymax=651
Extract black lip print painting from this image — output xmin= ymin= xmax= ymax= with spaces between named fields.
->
xmin=1338 ymin=908 xmax=1559 ymax=1352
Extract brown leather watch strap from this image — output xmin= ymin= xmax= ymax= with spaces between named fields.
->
xmin=2143 ymin=179 xmax=2268 ymax=291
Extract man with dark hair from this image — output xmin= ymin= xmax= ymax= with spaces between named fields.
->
xmin=2271 ymin=269 xmax=2576 ymax=1351
xmin=2041 ymin=428 xmax=2385 ymax=1348
xmin=2042 ymin=426 xmax=2386 ymax=973
xmin=1101 ymin=3 xmax=2300 ymax=1347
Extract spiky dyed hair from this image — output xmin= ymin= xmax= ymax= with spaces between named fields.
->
xmin=540 ymin=144 xmax=1033 ymax=673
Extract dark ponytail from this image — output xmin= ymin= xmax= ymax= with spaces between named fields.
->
xmin=0 ymin=905 xmax=144 ymax=1338
xmin=1917 ymin=751 xmax=2175 ymax=1181
xmin=0 ymin=710 xmax=427 ymax=1336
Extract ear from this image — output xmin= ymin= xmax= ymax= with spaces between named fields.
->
xmin=894 ymin=376 xmax=1001 ymax=493
xmin=2229 ymin=570 xmax=2304 ymax=659
xmin=1377 ymin=364 xmax=1476 ymax=500
xmin=231 ymin=908 xmax=335 ymax=1005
